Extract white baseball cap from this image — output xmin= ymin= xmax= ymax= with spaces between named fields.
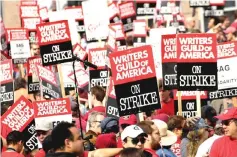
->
xmin=121 ymin=125 xmax=146 ymax=141
xmin=35 ymin=120 xmax=53 ymax=131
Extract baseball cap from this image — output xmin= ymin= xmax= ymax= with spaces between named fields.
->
xmin=121 ymin=125 xmax=147 ymax=141
xmin=35 ymin=121 xmax=53 ymax=131
xmin=215 ymin=107 xmax=237 ymax=120
xmin=152 ymin=113 xmax=169 ymax=123
xmin=119 ymin=114 xmax=137 ymax=125
xmin=101 ymin=117 xmax=119 ymax=133
xmin=192 ymin=118 xmax=211 ymax=131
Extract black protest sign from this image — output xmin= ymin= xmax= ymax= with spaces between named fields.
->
xmin=106 ymin=80 xmax=119 ymax=118
xmin=189 ymin=0 xmax=210 ymax=7
xmin=109 ymin=46 xmax=160 ymax=116
xmin=0 ymin=60 xmax=14 ymax=106
xmin=176 ymin=33 xmax=217 ymax=91
xmin=119 ymin=2 xmax=136 ymax=32
xmin=36 ymin=20 xmax=74 ymax=66
xmin=88 ymin=48 xmax=109 ymax=89
xmin=161 ymin=34 xmax=177 ymax=90
xmin=22 ymin=120 xmax=38 ymax=152
xmin=136 ymin=1 xmax=156 ymax=16
xmin=173 ymin=90 xmax=208 ymax=118
xmin=158 ymin=0 xmax=180 ymax=15
xmin=208 ymin=87 xmax=237 ymax=100
xmin=204 ymin=6 xmax=224 ymax=17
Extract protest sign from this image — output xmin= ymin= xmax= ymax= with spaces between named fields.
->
xmin=65 ymin=6 xmax=84 ymax=21
xmin=161 ymin=34 xmax=177 ymax=90
xmin=36 ymin=20 xmax=74 ymax=66
xmin=136 ymin=0 xmax=156 ymax=17
xmin=21 ymin=0 xmax=38 ymax=6
xmin=173 ymin=90 xmax=208 ymax=118
xmin=1 ymin=96 xmax=34 ymax=138
xmin=189 ymin=0 xmax=210 ymax=7
xmin=88 ymin=48 xmax=109 ymax=89
xmin=73 ymin=43 xmax=88 ymax=61
xmin=176 ymin=33 xmax=217 ymax=91
xmin=20 ymin=5 xmax=39 ymax=18
xmin=29 ymin=31 xmax=38 ymax=43
xmin=157 ymin=1 xmax=180 ymax=15
xmin=110 ymin=23 xmax=127 ymax=51
xmin=22 ymin=17 xmax=41 ymax=31
xmin=9 ymin=28 xmax=31 ymax=59
xmin=36 ymin=64 xmax=62 ymax=99
xmin=109 ymin=45 xmax=160 ymax=116
xmin=39 ymin=7 xmax=49 ymax=21
xmin=108 ymin=2 xmax=121 ymax=23
xmin=0 ymin=18 xmax=7 ymax=51
xmin=204 ymin=6 xmax=224 ymax=17
xmin=107 ymin=26 xmax=117 ymax=53
xmin=0 ymin=60 xmax=14 ymax=106
xmin=82 ymin=0 xmax=109 ymax=42
xmin=106 ymin=79 xmax=119 ymax=118
xmin=133 ymin=20 xmax=147 ymax=48
xmin=22 ymin=120 xmax=38 ymax=152
xmin=119 ymin=2 xmax=136 ymax=32
xmin=33 ymin=98 xmax=72 ymax=128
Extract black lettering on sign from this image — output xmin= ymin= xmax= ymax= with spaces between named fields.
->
xmin=208 ymin=87 xmax=237 ymax=100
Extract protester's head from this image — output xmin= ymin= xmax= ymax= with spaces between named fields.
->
xmin=137 ymin=121 xmax=160 ymax=150
xmin=89 ymin=85 xmax=105 ymax=105
xmin=6 ymin=131 xmax=24 ymax=153
xmin=14 ymin=77 xmax=27 ymax=90
xmin=35 ymin=121 xmax=53 ymax=144
xmin=121 ymin=125 xmax=147 ymax=149
xmin=158 ymin=79 xmax=171 ymax=103
xmin=42 ymin=135 xmax=53 ymax=153
xmin=215 ymin=107 xmax=237 ymax=138
xmin=51 ymin=122 xmax=84 ymax=155
xmin=119 ymin=147 xmax=145 ymax=157
xmin=185 ymin=17 xmax=195 ymax=29
xmin=119 ymin=115 xmax=137 ymax=132
xmin=167 ymin=115 xmax=186 ymax=139
xmin=208 ymin=17 xmax=220 ymax=29
xmin=88 ymin=111 xmax=105 ymax=134
xmin=101 ymin=117 xmax=119 ymax=134
xmin=153 ymin=119 xmax=177 ymax=147
xmin=224 ymin=26 xmax=236 ymax=41
xmin=126 ymin=35 xmax=133 ymax=46
xmin=30 ymin=42 xmax=40 ymax=56
xmin=219 ymin=15 xmax=230 ymax=29
xmin=152 ymin=113 xmax=169 ymax=123
xmin=201 ymin=105 xmax=218 ymax=128
xmin=95 ymin=133 xmax=117 ymax=149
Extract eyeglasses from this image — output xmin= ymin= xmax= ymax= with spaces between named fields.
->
xmin=94 ymin=121 xmax=102 ymax=123
xmin=130 ymin=136 xmax=146 ymax=145
xmin=221 ymin=120 xmax=233 ymax=126
xmin=36 ymin=131 xmax=47 ymax=136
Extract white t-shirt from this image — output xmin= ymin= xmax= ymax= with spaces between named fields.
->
xmin=195 ymin=134 xmax=222 ymax=157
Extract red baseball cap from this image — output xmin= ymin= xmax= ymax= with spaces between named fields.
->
xmin=215 ymin=107 xmax=237 ymax=120
xmin=119 ymin=114 xmax=137 ymax=125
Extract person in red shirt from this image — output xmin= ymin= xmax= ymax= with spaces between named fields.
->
xmin=156 ymin=80 xmax=175 ymax=116
xmin=210 ymin=107 xmax=237 ymax=157
xmin=83 ymin=85 xmax=106 ymax=121
xmin=2 ymin=131 xmax=24 ymax=157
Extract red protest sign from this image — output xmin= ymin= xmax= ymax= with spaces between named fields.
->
xmin=22 ymin=17 xmax=41 ymax=31
xmin=88 ymin=48 xmax=107 ymax=70
xmin=36 ymin=20 xmax=71 ymax=46
xmin=133 ymin=20 xmax=147 ymax=37
xmin=173 ymin=90 xmax=208 ymax=100
xmin=119 ymin=2 xmax=136 ymax=19
xmin=21 ymin=0 xmax=37 ymax=6
xmin=217 ymin=41 xmax=237 ymax=59
xmin=33 ymin=98 xmax=71 ymax=118
xmin=176 ymin=33 xmax=217 ymax=63
xmin=1 ymin=96 xmax=34 ymax=138
xmin=0 ymin=60 xmax=13 ymax=84
xmin=73 ymin=43 xmax=88 ymax=61
xmin=109 ymin=45 xmax=156 ymax=85
xmin=36 ymin=64 xmax=57 ymax=86
xmin=27 ymin=57 xmax=42 ymax=77
xmin=108 ymin=2 xmax=120 ymax=20
xmin=162 ymin=34 xmax=177 ymax=63
xmin=107 ymin=26 xmax=117 ymax=52
xmin=110 ymin=23 xmax=126 ymax=40
xmin=20 ymin=5 xmax=39 ymax=18
xmin=9 ymin=28 xmax=29 ymax=41
xmin=65 ymin=6 xmax=84 ymax=21
xmin=39 ymin=7 xmax=49 ymax=21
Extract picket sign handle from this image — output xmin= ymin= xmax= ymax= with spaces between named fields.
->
xmin=223 ymin=98 xmax=228 ymax=109
xmin=138 ymin=112 xmax=144 ymax=122
xmin=57 ymin=64 xmax=66 ymax=98
xmin=232 ymin=97 xmax=237 ymax=107
xmin=196 ymin=91 xmax=201 ymax=117
xmin=177 ymin=91 xmax=182 ymax=116
xmin=103 ymin=72 xmax=111 ymax=107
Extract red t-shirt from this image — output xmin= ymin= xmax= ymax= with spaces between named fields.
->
xmin=35 ymin=149 xmax=46 ymax=157
xmin=210 ymin=136 xmax=237 ymax=157
xmin=156 ymin=99 xmax=175 ymax=116
xmin=144 ymin=148 xmax=159 ymax=157
xmin=2 ymin=152 xmax=25 ymax=157
xmin=83 ymin=106 xmax=106 ymax=121
xmin=171 ymin=138 xmax=181 ymax=157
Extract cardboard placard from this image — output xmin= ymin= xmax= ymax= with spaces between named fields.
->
xmin=161 ymin=34 xmax=177 ymax=90
xmin=176 ymin=33 xmax=217 ymax=91
xmin=136 ymin=1 xmax=156 ymax=16
xmin=107 ymin=26 xmax=117 ymax=52
xmin=119 ymin=2 xmax=136 ymax=32
xmin=29 ymin=31 xmax=38 ymax=43
xmin=1 ymin=96 xmax=34 ymax=138
xmin=33 ymin=98 xmax=72 ymax=128
xmin=73 ymin=43 xmax=88 ymax=61
xmin=65 ymin=6 xmax=84 ymax=21
xmin=108 ymin=2 xmax=121 ymax=23
xmin=22 ymin=17 xmax=41 ymax=31
xmin=0 ymin=60 xmax=14 ymax=106
xmin=20 ymin=5 xmax=39 ymax=18
xmin=9 ymin=28 xmax=31 ymax=59
xmin=82 ymin=0 xmax=109 ymax=42
xmin=189 ymin=0 xmax=210 ymax=7
xmin=106 ymin=79 xmax=119 ymax=118
xmin=39 ymin=7 xmax=49 ymax=21
xmin=208 ymin=87 xmax=237 ymax=100
xmin=110 ymin=23 xmax=127 ymax=51
xmin=158 ymin=1 xmax=180 ymax=15
xmin=22 ymin=120 xmax=38 ymax=152
xmin=109 ymin=45 xmax=160 ymax=116
xmin=36 ymin=20 xmax=74 ymax=66
xmin=21 ymin=0 xmax=38 ymax=6
xmin=0 ymin=18 xmax=7 ymax=51
xmin=204 ymin=6 xmax=224 ymax=17
xmin=133 ymin=20 xmax=147 ymax=48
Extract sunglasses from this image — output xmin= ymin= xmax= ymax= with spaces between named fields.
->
xmin=36 ymin=131 xmax=47 ymax=136
xmin=130 ymin=136 xmax=146 ymax=145
xmin=221 ymin=120 xmax=232 ymax=126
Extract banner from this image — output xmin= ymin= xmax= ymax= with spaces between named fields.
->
xmin=176 ymin=33 xmax=217 ymax=91
xmin=109 ymin=45 xmax=160 ymax=116
xmin=133 ymin=20 xmax=147 ymax=48
xmin=119 ymin=2 xmax=136 ymax=32
xmin=161 ymin=34 xmax=177 ymax=90
xmin=36 ymin=20 xmax=74 ymax=66
xmin=10 ymin=28 xmax=31 ymax=59
xmin=1 ymin=96 xmax=34 ymax=138
xmin=0 ymin=60 xmax=14 ymax=106
xmin=33 ymin=98 xmax=72 ymax=128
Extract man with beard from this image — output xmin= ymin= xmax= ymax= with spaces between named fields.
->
xmin=137 ymin=121 xmax=160 ymax=157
